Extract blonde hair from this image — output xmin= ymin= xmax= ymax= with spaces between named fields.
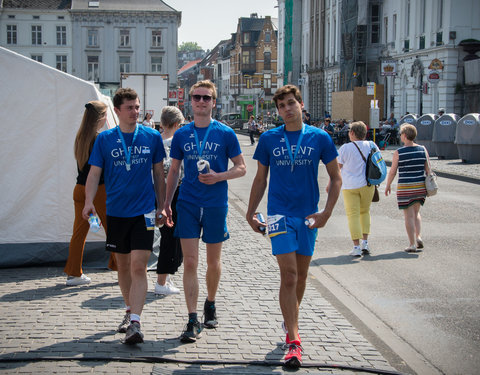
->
xmin=400 ymin=123 xmax=417 ymax=141
xmin=74 ymin=100 xmax=107 ymax=168
xmin=349 ymin=121 xmax=367 ymax=140
xmin=189 ymin=80 xmax=217 ymax=99
xmin=161 ymin=106 xmax=184 ymax=129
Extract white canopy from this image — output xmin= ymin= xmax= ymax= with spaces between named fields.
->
xmin=0 ymin=47 xmax=117 ymax=267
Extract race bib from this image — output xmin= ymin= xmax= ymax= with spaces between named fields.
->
xmin=267 ymin=215 xmax=287 ymax=238
xmin=144 ymin=210 xmax=156 ymax=231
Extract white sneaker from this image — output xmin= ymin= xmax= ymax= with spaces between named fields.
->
xmin=66 ymin=274 xmax=91 ymax=286
xmin=361 ymin=243 xmax=370 ymax=255
xmin=155 ymin=281 xmax=180 ymax=295
xmin=349 ymin=247 xmax=362 ymax=257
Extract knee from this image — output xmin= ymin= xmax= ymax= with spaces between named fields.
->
xmin=281 ymin=269 xmax=297 ymax=289
xmin=183 ymin=255 xmax=198 ymax=272
xmin=207 ymin=258 xmax=221 ymax=272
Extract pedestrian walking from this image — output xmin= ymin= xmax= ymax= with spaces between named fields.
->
xmin=64 ymin=100 xmax=117 ymax=286
xmin=248 ymin=115 xmax=257 ymax=145
xmin=334 ymin=121 xmax=377 ymax=256
xmin=164 ymin=80 xmax=246 ymax=343
xmin=385 ymin=123 xmax=431 ymax=252
xmin=154 ymin=106 xmax=185 ymax=296
xmin=246 ymin=84 xmax=342 ymax=368
xmin=82 ymin=88 xmax=167 ymax=344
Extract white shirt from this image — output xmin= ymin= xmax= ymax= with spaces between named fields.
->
xmin=338 ymin=140 xmax=378 ymax=189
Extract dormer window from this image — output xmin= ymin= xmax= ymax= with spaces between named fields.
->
xmin=243 ymin=32 xmax=250 ymax=44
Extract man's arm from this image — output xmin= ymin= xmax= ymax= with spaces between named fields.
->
xmin=246 ymin=161 xmax=269 ymax=234
xmin=307 ymin=158 xmax=342 ymax=228
xmin=82 ymin=165 xmax=102 ymax=220
xmin=198 ymin=153 xmax=247 ymax=185
xmin=153 ymin=161 xmax=167 ymax=227
xmin=163 ymin=158 xmax=181 ymax=226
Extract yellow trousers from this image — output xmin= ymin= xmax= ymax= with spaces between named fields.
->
xmin=64 ymin=184 xmax=117 ymax=277
xmin=342 ymin=185 xmax=375 ymax=241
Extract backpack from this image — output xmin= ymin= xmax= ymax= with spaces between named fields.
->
xmin=365 ymin=141 xmax=387 ymax=186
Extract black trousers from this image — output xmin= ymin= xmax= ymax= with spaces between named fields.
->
xmin=156 ymin=186 xmax=183 ymax=274
xmin=249 ymin=130 xmax=255 ymax=144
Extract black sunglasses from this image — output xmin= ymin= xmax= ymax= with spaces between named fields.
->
xmin=192 ymin=94 xmax=213 ymax=102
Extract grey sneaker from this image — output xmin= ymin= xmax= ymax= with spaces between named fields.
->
xmin=117 ymin=312 xmax=130 ymax=333
xmin=180 ymin=319 xmax=202 ymax=343
xmin=203 ymin=299 xmax=218 ymax=328
xmin=124 ymin=321 xmax=144 ymax=344
xmin=361 ymin=243 xmax=370 ymax=255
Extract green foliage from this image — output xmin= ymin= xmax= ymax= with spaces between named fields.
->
xmin=178 ymin=42 xmax=202 ymax=52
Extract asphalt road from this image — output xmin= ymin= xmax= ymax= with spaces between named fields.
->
xmin=229 ymin=133 xmax=480 ymax=375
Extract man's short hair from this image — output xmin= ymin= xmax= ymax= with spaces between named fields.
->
xmin=400 ymin=123 xmax=417 ymax=141
xmin=113 ymin=87 xmax=138 ymax=109
xmin=189 ymin=80 xmax=217 ymax=99
xmin=273 ymin=85 xmax=303 ymax=108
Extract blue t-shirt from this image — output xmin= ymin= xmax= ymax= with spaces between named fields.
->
xmin=254 ymin=124 xmax=338 ymax=217
xmin=89 ymin=124 xmax=166 ymax=217
xmin=170 ymin=120 xmax=242 ymax=208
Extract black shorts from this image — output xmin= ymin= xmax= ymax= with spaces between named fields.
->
xmin=106 ymin=215 xmax=154 ymax=254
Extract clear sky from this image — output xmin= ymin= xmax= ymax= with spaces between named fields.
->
xmin=164 ymin=0 xmax=279 ymax=51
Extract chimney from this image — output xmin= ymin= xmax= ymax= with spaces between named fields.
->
xmin=250 ymin=13 xmax=258 ymax=18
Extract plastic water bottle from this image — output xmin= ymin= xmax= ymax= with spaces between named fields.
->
xmin=256 ymin=212 xmax=266 ymax=233
xmin=197 ymin=159 xmax=210 ymax=174
xmin=88 ymin=214 xmax=101 ymax=233
xmin=305 ymin=218 xmax=315 ymax=227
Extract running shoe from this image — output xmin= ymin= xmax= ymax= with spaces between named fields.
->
xmin=361 ymin=243 xmax=370 ymax=255
xmin=416 ymin=238 xmax=424 ymax=249
xmin=117 ymin=312 xmax=130 ymax=333
xmin=203 ymin=299 xmax=218 ymax=328
xmin=66 ymin=274 xmax=91 ymax=286
xmin=284 ymin=340 xmax=303 ymax=368
xmin=154 ymin=281 xmax=180 ymax=295
xmin=349 ymin=246 xmax=362 ymax=257
xmin=281 ymin=322 xmax=301 ymax=348
xmin=404 ymin=245 xmax=418 ymax=253
xmin=180 ymin=319 xmax=202 ymax=343
xmin=123 ymin=321 xmax=144 ymax=344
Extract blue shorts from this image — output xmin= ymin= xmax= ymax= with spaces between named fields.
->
xmin=270 ymin=216 xmax=318 ymax=256
xmin=175 ymin=200 xmax=230 ymax=243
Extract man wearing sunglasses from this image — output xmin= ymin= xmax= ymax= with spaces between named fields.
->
xmin=246 ymin=84 xmax=342 ymax=368
xmin=164 ymin=80 xmax=246 ymax=343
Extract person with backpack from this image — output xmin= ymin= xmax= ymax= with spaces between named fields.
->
xmin=332 ymin=121 xmax=383 ymax=256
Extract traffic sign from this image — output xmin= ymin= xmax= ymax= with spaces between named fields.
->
xmin=428 ymin=70 xmax=440 ymax=84
xmin=247 ymin=104 xmax=254 ymax=112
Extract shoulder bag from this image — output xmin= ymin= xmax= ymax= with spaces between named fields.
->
xmin=352 ymin=142 xmax=380 ymax=202
xmin=424 ymin=147 xmax=438 ymax=197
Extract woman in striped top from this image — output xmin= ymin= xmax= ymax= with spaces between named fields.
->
xmin=385 ymin=124 xmax=432 ymax=252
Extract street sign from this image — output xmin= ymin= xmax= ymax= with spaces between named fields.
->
xmin=367 ymin=82 xmax=375 ymax=96
xmin=247 ymin=104 xmax=254 ymax=112
xmin=428 ymin=70 xmax=441 ymax=84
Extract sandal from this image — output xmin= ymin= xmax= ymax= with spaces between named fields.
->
xmin=404 ymin=245 xmax=417 ymax=253
xmin=416 ymin=238 xmax=424 ymax=249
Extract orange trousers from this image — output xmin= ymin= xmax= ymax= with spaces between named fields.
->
xmin=63 ymin=184 xmax=117 ymax=277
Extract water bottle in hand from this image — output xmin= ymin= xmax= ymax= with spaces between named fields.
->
xmin=88 ymin=214 xmax=101 ymax=233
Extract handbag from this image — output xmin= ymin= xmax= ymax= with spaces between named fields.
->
xmin=424 ymin=147 xmax=438 ymax=197
xmin=372 ymin=185 xmax=380 ymax=202
xmin=352 ymin=141 xmax=380 ymax=202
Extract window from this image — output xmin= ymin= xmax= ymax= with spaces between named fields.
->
xmin=8 ymin=15 xmax=15 ymax=19
xmin=33 ymin=15 xmax=39 ymax=20
xmin=31 ymin=55 xmax=42 ymax=62
xmin=243 ymin=32 xmax=250 ymax=44
xmin=384 ymin=17 xmax=388 ymax=44
xmin=88 ymin=29 xmax=98 ymax=47
xmin=56 ymin=55 xmax=67 ymax=72
xmin=56 ymin=26 xmax=66 ymax=45
xmin=87 ymin=55 xmax=99 ymax=81
xmin=119 ymin=29 xmax=130 ymax=47
xmin=7 ymin=25 xmax=17 ymax=45
xmin=242 ymin=50 xmax=255 ymax=65
xmin=265 ymin=32 xmax=271 ymax=43
xmin=405 ymin=0 xmax=410 ymax=36
xmin=419 ymin=35 xmax=425 ymax=50
xmin=393 ymin=14 xmax=397 ymax=40
xmin=370 ymin=4 xmax=380 ymax=44
xmin=264 ymin=52 xmax=271 ymax=70
xmin=31 ymin=25 xmax=42 ymax=45
xmin=264 ymin=73 xmax=271 ymax=89
xmin=119 ymin=56 xmax=131 ymax=73
xmin=152 ymin=29 xmax=162 ymax=47
xmin=151 ymin=56 xmax=162 ymax=72
xmin=421 ymin=0 xmax=426 ymax=34
xmin=438 ymin=0 xmax=444 ymax=29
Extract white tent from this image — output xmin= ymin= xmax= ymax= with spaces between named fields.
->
xmin=0 ymin=47 xmax=117 ymax=267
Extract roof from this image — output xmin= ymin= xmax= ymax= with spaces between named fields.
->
xmin=2 ymin=0 xmax=71 ymax=9
xmin=70 ymin=0 xmax=177 ymax=11
xmin=239 ymin=17 xmax=266 ymax=32
xmin=177 ymin=59 xmax=201 ymax=75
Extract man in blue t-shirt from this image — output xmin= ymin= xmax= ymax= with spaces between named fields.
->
xmin=83 ymin=88 xmax=167 ymax=345
xmin=164 ymin=80 xmax=246 ymax=343
xmin=246 ymin=85 xmax=342 ymax=368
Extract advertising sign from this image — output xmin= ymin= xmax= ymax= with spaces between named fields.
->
xmin=381 ymin=60 xmax=397 ymax=76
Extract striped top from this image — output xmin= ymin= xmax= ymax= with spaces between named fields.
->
xmin=397 ymin=145 xmax=427 ymax=184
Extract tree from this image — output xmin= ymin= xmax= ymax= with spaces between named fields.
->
xmin=178 ymin=41 xmax=202 ymax=52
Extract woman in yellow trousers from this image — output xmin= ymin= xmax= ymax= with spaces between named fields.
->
xmin=64 ymin=101 xmax=117 ymax=285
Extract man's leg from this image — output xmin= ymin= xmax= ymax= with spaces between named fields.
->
xmin=128 ymin=249 xmax=151 ymax=316
xmin=114 ymin=252 xmax=132 ymax=307
xmin=276 ymin=252 xmax=300 ymax=342
xmin=205 ymin=242 xmax=222 ymax=301
xmin=295 ymin=253 xmax=312 ymax=308
xmin=181 ymin=238 xmax=199 ymax=313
